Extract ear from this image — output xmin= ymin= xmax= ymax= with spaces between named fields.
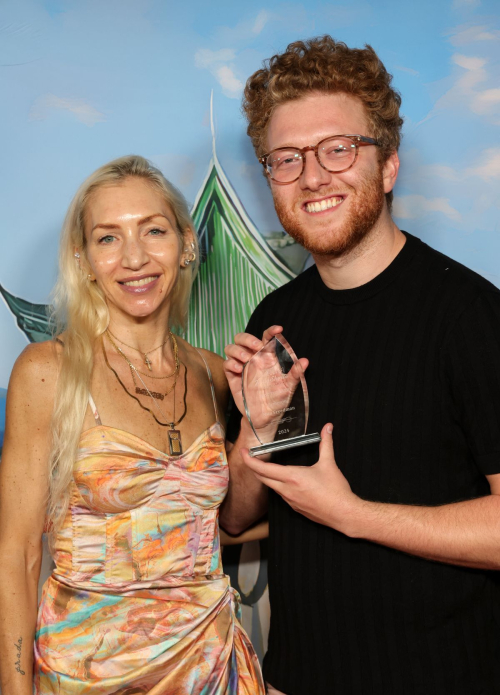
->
xmin=75 ymin=247 xmax=95 ymax=281
xmin=183 ymin=227 xmax=196 ymax=247
xmin=180 ymin=227 xmax=197 ymax=268
xmin=382 ymin=150 xmax=400 ymax=195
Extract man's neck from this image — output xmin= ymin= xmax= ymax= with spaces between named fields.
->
xmin=313 ymin=219 xmax=406 ymax=291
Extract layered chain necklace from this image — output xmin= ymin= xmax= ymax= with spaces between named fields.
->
xmin=106 ymin=330 xmax=180 ymax=400
xmin=107 ymin=327 xmax=172 ymax=372
xmin=103 ymin=333 xmax=188 ymax=455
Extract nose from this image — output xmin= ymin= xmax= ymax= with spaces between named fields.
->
xmin=299 ymin=150 xmax=331 ymax=191
xmin=121 ymin=236 xmax=149 ymax=270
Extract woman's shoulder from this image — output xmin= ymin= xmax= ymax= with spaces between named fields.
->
xmin=195 ymin=347 xmax=224 ymax=368
xmin=10 ymin=339 xmax=62 ymax=391
xmin=194 ymin=347 xmax=226 ymax=382
xmin=176 ymin=337 xmax=223 ymax=372
xmin=179 ymin=339 xmax=228 ymax=397
xmin=195 ymin=349 xmax=228 ymax=419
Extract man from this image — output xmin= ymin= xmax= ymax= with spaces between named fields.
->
xmin=221 ymin=36 xmax=500 ymax=695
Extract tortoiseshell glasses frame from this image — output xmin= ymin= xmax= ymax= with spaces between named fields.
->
xmin=259 ymin=134 xmax=381 ymax=184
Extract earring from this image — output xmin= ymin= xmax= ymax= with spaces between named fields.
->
xmin=74 ymin=252 xmax=80 ymax=259
xmin=87 ymin=273 xmax=93 ymax=280
xmin=184 ymin=258 xmax=192 ymax=266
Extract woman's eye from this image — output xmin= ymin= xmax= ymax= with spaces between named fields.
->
xmin=99 ymin=234 xmax=115 ymax=244
xmin=148 ymin=228 xmax=166 ymax=236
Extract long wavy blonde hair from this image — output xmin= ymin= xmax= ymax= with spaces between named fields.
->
xmin=48 ymin=155 xmax=199 ymax=544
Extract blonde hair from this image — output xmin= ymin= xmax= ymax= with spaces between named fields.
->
xmin=48 ymin=155 xmax=199 ymax=544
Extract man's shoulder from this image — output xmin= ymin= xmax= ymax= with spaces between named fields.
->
xmin=246 ymin=265 xmax=317 ymax=332
xmin=414 ymin=235 xmax=500 ymax=302
xmin=257 ymin=265 xmax=317 ymax=307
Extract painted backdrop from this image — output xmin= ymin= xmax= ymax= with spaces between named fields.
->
xmin=1 ymin=0 xmax=499 ymax=660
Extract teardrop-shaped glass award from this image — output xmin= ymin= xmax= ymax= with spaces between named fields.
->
xmin=241 ymin=334 xmax=321 ymax=457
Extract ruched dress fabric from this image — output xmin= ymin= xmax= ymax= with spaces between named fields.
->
xmin=34 ymin=389 xmax=264 ymax=694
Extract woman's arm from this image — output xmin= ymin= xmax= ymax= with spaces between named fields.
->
xmin=0 ymin=342 xmax=59 ymax=694
xmin=220 ymin=520 xmax=269 ymax=546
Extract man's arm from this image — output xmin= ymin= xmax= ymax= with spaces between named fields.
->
xmin=348 ymin=472 xmax=500 ymax=568
xmin=241 ymin=423 xmax=500 ymax=570
xmin=220 ymin=418 xmax=269 ymax=535
xmin=220 ymin=325 xmax=286 ymax=535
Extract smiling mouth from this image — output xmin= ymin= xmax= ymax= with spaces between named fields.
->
xmin=120 ymin=275 xmax=159 ymax=287
xmin=304 ymin=196 xmax=344 ymax=213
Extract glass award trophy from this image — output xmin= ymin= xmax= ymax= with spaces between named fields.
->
xmin=241 ymin=334 xmax=321 ymax=457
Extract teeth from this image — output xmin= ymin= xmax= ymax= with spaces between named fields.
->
xmin=306 ymin=196 xmax=343 ymax=213
xmin=123 ymin=276 xmax=157 ymax=287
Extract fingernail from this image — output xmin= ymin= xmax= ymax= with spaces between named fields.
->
xmin=327 ymin=424 xmax=333 ymax=434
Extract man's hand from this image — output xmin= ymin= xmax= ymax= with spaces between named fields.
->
xmin=224 ymin=325 xmax=309 ymax=430
xmin=240 ymin=423 xmax=360 ymax=532
xmin=241 ymin=425 xmax=500 ymax=570
xmin=224 ymin=325 xmax=283 ymax=416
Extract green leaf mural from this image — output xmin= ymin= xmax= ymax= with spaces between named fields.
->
xmin=187 ymin=150 xmax=295 ymax=356
xmin=0 ymin=285 xmax=54 ymax=343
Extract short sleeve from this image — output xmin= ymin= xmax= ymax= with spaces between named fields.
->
xmin=443 ymin=290 xmax=500 ymax=475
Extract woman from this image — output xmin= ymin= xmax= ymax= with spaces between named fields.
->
xmin=0 ymin=156 xmax=265 ymax=694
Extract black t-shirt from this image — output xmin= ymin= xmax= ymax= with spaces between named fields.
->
xmin=228 ymin=232 xmax=500 ymax=695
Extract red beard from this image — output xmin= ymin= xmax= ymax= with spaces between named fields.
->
xmin=273 ymin=165 xmax=386 ymax=259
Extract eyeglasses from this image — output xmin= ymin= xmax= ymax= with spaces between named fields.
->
xmin=260 ymin=134 xmax=381 ymax=184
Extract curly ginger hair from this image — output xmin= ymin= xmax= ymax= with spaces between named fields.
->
xmin=243 ymin=36 xmax=404 ymax=206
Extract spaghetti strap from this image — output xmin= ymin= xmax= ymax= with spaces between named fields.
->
xmin=88 ymin=393 xmax=102 ymax=426
xmin=195 ymin=349 xmax=220 ymax=423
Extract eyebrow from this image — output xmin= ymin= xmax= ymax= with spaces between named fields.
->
xmin=91 ymin=213 xmax=171 ymax=233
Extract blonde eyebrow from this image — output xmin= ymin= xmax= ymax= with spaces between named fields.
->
xmin=91 ymin=213 xmax=171 ymax=233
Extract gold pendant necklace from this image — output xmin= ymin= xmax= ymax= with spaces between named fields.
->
xmin=106 ymin=331 xmax=179 ymax=396
xmin=102 ymin=339 xmax=188 ymax=455
xmin=131 ymin=364 xmax=187 ymax=455
xmin=107 ymin=328 xmax=175 ymax=373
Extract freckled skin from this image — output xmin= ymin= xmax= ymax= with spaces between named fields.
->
xmin=0 ymin=177 xmax=239 ymax=695
xmin=84 ymin=179 xmax=186 ymax=327
xmin=266 ymin=93 xmax=396 ymax=258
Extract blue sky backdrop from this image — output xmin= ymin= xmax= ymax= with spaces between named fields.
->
xmin=1 ymin=0 xmax=499 ymax=389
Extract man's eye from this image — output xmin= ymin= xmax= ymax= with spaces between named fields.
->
xmin=323 ymin=144 xmax=352 ymax=159
xmin=274 ymin=154 xmax=301 ymax=169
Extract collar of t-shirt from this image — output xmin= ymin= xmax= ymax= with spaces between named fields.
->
xmin=312 ymin=230 xmax=421 ymax=305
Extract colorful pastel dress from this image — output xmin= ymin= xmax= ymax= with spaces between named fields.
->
xmin=34 ymin=360 xmax=264 ymax=695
